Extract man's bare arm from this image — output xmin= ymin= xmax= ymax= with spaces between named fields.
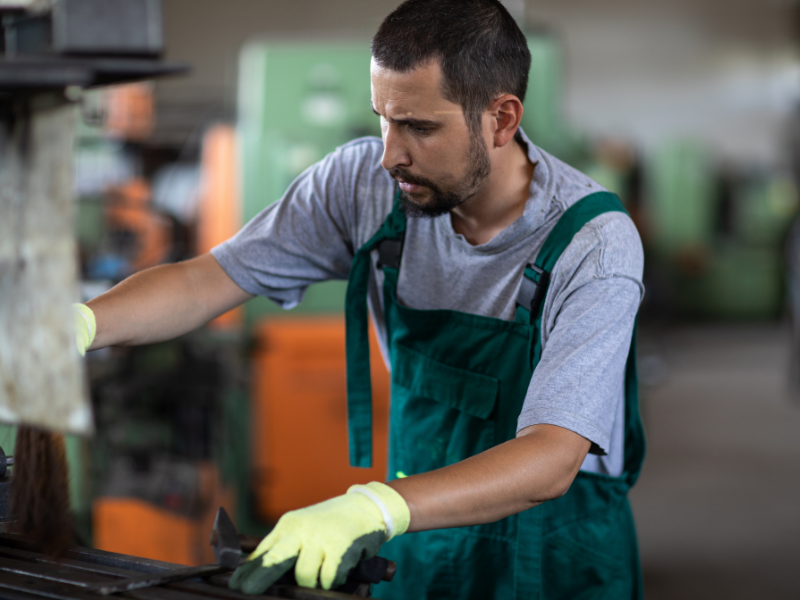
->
xmin=387 ymin=424 xmax=591 ymax=532
xmin=87 ymin=253 xmax=254 ymax=350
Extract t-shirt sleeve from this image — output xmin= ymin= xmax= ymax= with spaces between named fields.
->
xmin=516 ymin=212 xmax=644 ymax=453
xmin=211 ymin=140 xmax=383 ymax=309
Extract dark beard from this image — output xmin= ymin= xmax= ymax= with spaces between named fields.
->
xmin=391 ymin=134 xmax=491 ymax=219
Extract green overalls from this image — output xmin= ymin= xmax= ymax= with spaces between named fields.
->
xmin=345 ymin=191 xmax=646 ymax=599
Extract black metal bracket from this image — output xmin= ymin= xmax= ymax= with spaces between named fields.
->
xmin=377 ymin=236 xmax=404 ymax=270
xmin=0 ymin=0 xmax=189 ymax=92
xmin=516 ymin=263 xmax=550 ymax=317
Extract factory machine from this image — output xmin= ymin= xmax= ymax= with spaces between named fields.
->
xmin=0 ymin=1 xmax=395 ymax=598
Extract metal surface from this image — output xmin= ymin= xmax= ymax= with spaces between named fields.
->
xmin=211 ymin=508 xmax=241 ymax=570
xmin=0 ymin=532 xmax=364 ymax=600
xmin=0 ymin=56 xmax=187 ymax=90
xmin=83 ymin=507 xmax=241 ymax=594
xmin=85 ymin=564 xmax=229 ymax=595
xmin=52 ymin=0 xmax=162 ymax=56
xmin=0 ymin=524 xmax=392 ymax=600
xmin=0 ymin=0 xmax=185 ymax=91
xmin=88 ymin=505 xmax=392 ymax=596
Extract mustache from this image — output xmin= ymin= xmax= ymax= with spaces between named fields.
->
xmin=388 ymin=168 xmax=437 ymax=190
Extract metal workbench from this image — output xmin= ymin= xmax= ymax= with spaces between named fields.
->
xmin=0 ymin=534 xmax=365 ymax=600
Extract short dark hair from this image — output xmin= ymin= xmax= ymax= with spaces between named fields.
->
xmin=371 ymin=0 xmax=530 ymax=134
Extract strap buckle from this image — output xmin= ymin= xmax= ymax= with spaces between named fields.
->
xmin=376 ymin=236 xmax=404 ymax=269
xmin=516 ymin=263 xmax=550 ymax=317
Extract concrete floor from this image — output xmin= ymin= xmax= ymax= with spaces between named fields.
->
xmin=630 ymin=324 xmax=800 ymax=599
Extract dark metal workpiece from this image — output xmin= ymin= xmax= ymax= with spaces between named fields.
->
xmin=0 ymin=554 xmax=107 ymax=587
xmin=0 ymin=510 xmax=391 ymax=600
xmin=85 ymin=564 xmax=229 ymax=595
xmin=0 ymin=533 xmax=284 ymax=600
xmin=0 ymin=533 xmax=186 ymax=575
xmin=211 ymin=508 xmax=241 ymax=570
xmin=83 ymin=508 xmax=242 ymax=595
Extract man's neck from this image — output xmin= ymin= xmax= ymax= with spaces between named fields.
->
xmin=450 ymin=136 xmax=534 ymax=246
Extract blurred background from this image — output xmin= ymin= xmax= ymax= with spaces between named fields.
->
xmin=2 ymin=0 xmax=800 ymax=597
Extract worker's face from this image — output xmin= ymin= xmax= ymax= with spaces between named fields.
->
xmin=370 ymin=59 xmax=490 ymax=218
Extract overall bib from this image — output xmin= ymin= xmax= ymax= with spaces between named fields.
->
xmin=345 ymin=191 xmax=646 ymax=599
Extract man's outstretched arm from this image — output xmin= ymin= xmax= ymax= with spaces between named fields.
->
xmin=86 ymin=253 xmax=254 ymax=350
xmin=388 ymin=423 xmax=591 ymax=531
xmin=228 ymin=423 xmax=591 ymax=594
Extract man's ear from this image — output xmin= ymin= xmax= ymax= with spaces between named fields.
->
xmin=488 ymin=94 xmax=524 ymax=148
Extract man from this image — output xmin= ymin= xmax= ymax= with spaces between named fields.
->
xmin=74 ymin=1 xmax=645 ymax=598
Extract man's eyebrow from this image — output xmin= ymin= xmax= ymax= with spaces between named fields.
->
xmin=369 ymin=103 xmax=438 ymax=127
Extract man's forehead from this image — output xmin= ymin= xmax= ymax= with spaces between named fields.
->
xmin=370 ymin=59 xmax=460 ymax=116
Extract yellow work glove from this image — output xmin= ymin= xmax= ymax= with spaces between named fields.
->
xmin=229 ymin=481 xmax=410 ymax=594
xmin=72 ymin=304 xmax=96 ymax=356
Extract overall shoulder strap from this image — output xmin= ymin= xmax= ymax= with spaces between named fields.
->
xmin=344 ymin=190 xmax=405 ymax=468
xmin=516 ymin=191 xmax=646 ymax=484
xmin=516 ymin=191 xmax=627 ymax=335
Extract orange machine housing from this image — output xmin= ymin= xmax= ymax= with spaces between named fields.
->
xmin=197 ymin=124 xmax=243 ymax=330
xmin=252 ymin=317 xmax=389 ymax=522
xmin=93 ymin=463 xmax=234 ymax=566
xmin=105 ymin=82 xmax=154 ymax=141
xmin=104 ymin=178 xmax=171 ymax=272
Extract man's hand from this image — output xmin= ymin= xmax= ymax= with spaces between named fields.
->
xmin=73 ymin=304 xmax=96 ymax=356
xmin=229 ymin=482 xmax=410 ymax=594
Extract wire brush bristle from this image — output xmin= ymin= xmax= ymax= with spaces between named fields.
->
xmin=11 ymin=426 xmax=73 ymax=556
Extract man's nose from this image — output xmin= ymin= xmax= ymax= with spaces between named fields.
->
xmin=381 ymin=125 xmax=411 ymax=171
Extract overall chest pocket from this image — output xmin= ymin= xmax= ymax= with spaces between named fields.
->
xmin=390 ymin=344 xmax=499 ymax=474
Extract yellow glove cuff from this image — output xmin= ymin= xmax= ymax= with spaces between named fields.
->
xmin=347 ymin=481 xmax=410 ymax=540
xmin=72 ymin=303 xmax=96 ymax=356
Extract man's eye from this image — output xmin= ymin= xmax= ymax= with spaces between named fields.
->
xmin=409 ymin=125 xmax=431 ymax=134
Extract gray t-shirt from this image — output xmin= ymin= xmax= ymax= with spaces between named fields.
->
xmin=212 ymin=128 xmax=644 ymax=477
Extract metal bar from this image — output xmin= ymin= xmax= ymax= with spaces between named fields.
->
xmin=163 ymin=582 xmax=252 ymax=600
xmin=85 ymin=566 xmax=227 ymax=596
xmin=0 ymin=551 xmax=241 ymax=600
xmin=62 ymin=547 xmax=180 ymax=575
xmin=264 ymin=586 xmax=365 ymax=600
xmin=0 ymin=537 xmax=307 ymax=600
xmin=121 ymin=587 xmax=207 ymax=600
xmin=0 ymin=556 xmax=109 ymax=587
xmin=0 ymin=546 xmax=135 ymax=579
xmin=0 ymin=536 xmax=181 ymax=576
xmin=0 ymin=547 xmax=255 ymax=600
xmin=0 ymin=562 xmax=252 ymax=600
xmin=168 ymin=579 xmax=354 ymax=600
xmin=0 ymin=586 xmax=51 ymax=600
xmin=0 ymin=571 xmax=104 ymax=600
xmin=64 ymin=551 xmax=185 ymax=575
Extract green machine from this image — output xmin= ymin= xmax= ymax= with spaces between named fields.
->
xmin=237 ymin=34 xmax=580 ymax=324
xmin=646 ymin=141 xmax=799 ymax=319
xmin=238 ymin=40 xmax=380 ymax=324
xmin=519 ymin=31 xmax=586 ymax=168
